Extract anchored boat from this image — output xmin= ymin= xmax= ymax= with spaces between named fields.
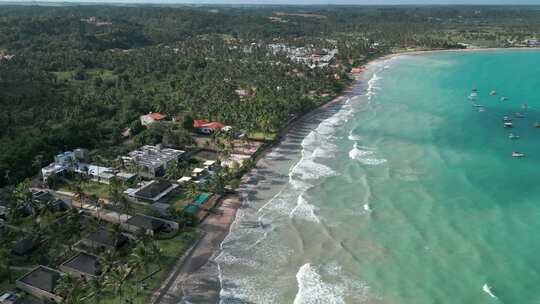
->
xmin=512 ymin=152 xmax=525 ymax=158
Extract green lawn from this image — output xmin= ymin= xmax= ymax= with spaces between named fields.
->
xmin=248 ymin=131 xmax=277 ymax=141
xmin=168 ymin=192 xmax=190 ymax=212
xmin=100 ymin=231 xmax=197 ymax=304
xmin=58 ymin=180 xmax=118 ymax=200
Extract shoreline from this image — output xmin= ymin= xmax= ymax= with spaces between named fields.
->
xmin=153 ymin=45 xmax=538 ymax=303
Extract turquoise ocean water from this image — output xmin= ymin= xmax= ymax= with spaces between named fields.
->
xmin=217 ymin=50 xmax=540 ymax=304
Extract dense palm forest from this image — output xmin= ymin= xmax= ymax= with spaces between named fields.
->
xmin=1 ymin=4 xmax=540 ymax=186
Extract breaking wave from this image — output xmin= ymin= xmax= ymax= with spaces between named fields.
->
xmin=366 ymin=73 xmax=381 ymax=100
xmin=293 ymin=263 xmax=370 ymax=304
xmin=349 ymin=142 xmax=387 ymax=166
xmin=294 ymin=263 xmax=346 ymax=304
xmin=289 ymin=194 xmax=320 ymax=223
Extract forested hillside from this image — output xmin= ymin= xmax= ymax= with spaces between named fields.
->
xmin=1 ymin=4 xmax=540 ymax=186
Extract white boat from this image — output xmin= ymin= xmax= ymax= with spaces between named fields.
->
xmin=363 ymin=204 xmax=372 ymax=212
xmin=490 ymin=90 xmax=497 ymax=96
xmin=515 ymin=112 xmax=525 ymax=118
xmin=504 ymin=122 xmax=513 ymax=128
xmin=483 ymin=284 xmax=497 ymax=298
xmin=500 ymin=96 xmax=509 ymax=101
xmin=503 ymin=116 xmax=512 ymax=122
xmin=509 ymin=133 xmax=520 ymax=139
xmin=478 ymin=107 xmax=485 ymax=112
xmin=512 ymin=152 xmax=525 ymax=158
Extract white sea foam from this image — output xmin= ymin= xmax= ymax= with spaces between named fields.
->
xmin=290 ymin=194 xmax=320 ymax=223
xmin=291 ymin=158 xmax=337 ymax=181
xmin=349 ymin=143 xmax=387 ymax=166
xmin=359 ymin=158 xmax=388 ymax=166
xmin=348 ymin=131 xmax=362 ymax=141
xmin=215 ymin=251 xmax=259 ymax=268
xmin=366 ymin=73 xmax=381 ymax=100
xmin=482 ymin=284 xmax=497 ymax=299
xmin=349 ymin=143 xmax=374 ymax=160
xmin=294 ymin=264 xmax=346 ymax=304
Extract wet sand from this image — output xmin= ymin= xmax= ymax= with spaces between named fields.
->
xmin=150 ymin=73 xmax=369 ymax=304
xmin=151 ymin=196 xmax=241 ymax=304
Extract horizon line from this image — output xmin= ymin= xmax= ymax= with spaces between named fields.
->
xmin=2 ymin=1 xmax=540 ymax=5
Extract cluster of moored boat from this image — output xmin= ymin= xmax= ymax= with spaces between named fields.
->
xmin=468 ymin=88 xmax=537 ymax=158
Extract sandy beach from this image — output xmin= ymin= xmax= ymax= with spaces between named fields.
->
xmin=149 ymin=80 xmax=360 ymax=304
xmin=150 ymin=45 xmax=540 ymax=304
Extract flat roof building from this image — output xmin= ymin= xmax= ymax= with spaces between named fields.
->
xmin=125 ymin=180 xmax=178 ymax=203
xmin=125 ymin=214 xmax=176 ymax=236
xmin=60 ymin=252 xmax=101 ymax=279
xmin=81 ymin=228 xmax=128 ymax=252
xmin=16 ymin=266 xmax=63 ymax=303
xmin=122 ymin=145 xmax=185 ymax=178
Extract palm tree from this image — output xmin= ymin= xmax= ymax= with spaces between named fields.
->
xmin=71 ymin=178 xmax=86 ymax=209
xmin=0 ymin=248 xmax=12 ymax=283
xmin=104 ymin=265 xmax=130 ymax=304
xmin=99 ymin=250 xmax=117 ymax=274
xmin=84 ymin=275 xmax=106 ymax=304
xmin=184 ymin=182 xmax=199 ymax=199
xmin=56 ymin=274 xmax=86 ymax=304
xmin=120 ymin=196 xmax=131 ymax=218
xmin=128 ymin=242 xmax=154 ymax=274
xmin=13 ymin=179 xmax=33 ymax=214
xmin=108 ymin=178 xmax=123 ymax=223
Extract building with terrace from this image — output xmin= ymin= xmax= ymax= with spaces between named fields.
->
xmin=122 ymin=145 xmax=185 ymax=178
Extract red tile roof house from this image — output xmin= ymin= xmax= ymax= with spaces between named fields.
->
xmin=193 ymin=119 xmax=226 ymax=135
xmin=140 ymin=112 xmax=166 ymax=126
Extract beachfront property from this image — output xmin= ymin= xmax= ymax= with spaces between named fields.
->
xmin=182 ymin=193 xmax=214 ymax=221
xmin=124 ymin=180 xmax=179 ymax=203
xmin=59 ymin=252 xmax=101 ymax=279
xmin=140 ymin=112 xmax=166 ymax=126
xmin=15 ymin=266 xmax=63 ymax=303
xmin=124 ymin=214 xmax=176 ymax=236
xmin=79 ymin=228 xmax=128 ymax=252
xmin=41 ymin=149 xmax=135 ymax=184
xmin=122 ymin=145 xmax=185 ymax=178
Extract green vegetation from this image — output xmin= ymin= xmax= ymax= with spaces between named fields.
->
xmin=5 ymin=5 xmax=540 ymax=186
xmin=0 ymin=177 xmax=198 ymax=303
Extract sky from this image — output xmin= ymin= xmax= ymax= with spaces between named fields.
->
xmin=3 ymin=0 xmax=540 ymax=4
